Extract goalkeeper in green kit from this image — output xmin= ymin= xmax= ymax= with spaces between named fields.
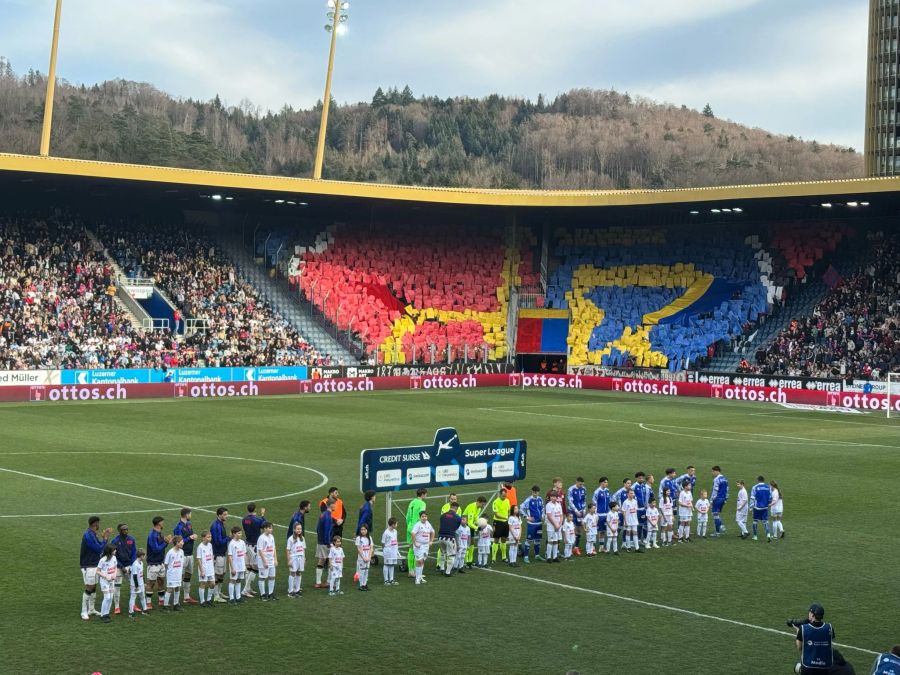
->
xmin=405 ymin=488 xmax=428 ymax=574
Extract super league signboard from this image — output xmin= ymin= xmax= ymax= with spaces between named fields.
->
xmin=360 ymin=427 xmax=527 ymax=493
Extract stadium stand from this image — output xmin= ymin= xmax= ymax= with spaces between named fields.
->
xmin=0 ymin=215 xmax=169 ymax=370
xmin=98 ymin=221 xmax=330 ymax=367
xmin=756 ymin=230 xmax=900 ymax=379
xmin=5 ymin=207 xmax=889 ymax=379
xmin=291 ymin=224 xmax=537 ymax=363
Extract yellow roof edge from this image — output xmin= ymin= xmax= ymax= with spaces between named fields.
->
xmin=0 ymin=152 xmax=895 ymax=208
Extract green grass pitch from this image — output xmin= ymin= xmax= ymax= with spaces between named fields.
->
xmin=1 ymin=388 xmax=898 ymax=674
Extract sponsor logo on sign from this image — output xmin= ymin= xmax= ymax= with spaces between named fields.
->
xmin=435 ymin=465 xmax=460 ymax=482
xmin=695 ymin=372 xmax=841 ymax=392
xmin=464 ymin=463 xmax=488 ymax=480
xmin=491 ymin=460 xmax=515 ymax=478
xmin=406 ymin=467 xmax=432 ymax=485
xmin=376 ymin=470 xmax=402 ymax=489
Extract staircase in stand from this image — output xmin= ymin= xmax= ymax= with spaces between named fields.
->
xmin=216 ymin=236 xmax=358 ymax=365
xmin=706 ymin=279 xmax=829 ymax=372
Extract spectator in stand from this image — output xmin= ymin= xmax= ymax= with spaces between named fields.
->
xmin=757 ymin=231 xmax=900 ymax=381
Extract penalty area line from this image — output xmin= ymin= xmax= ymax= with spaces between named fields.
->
xmin=479 ymin=567 xmax=878 ymax=657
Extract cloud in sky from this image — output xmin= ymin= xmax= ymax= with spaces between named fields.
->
xmin=637 ymin=4 xmax=868 ymax=149
xmin=0 ymin=0 xmax=869 ymax=148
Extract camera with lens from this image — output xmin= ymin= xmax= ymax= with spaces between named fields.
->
xmin=786 ymin=618 xmax=810 ymax=628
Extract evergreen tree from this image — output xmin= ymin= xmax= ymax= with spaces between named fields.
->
xmin=400 ymin=85 xmax=414 ymax=105
xmin=702 ymin=103 xmax=714 ymax=118
xmin=371 ymin=87 xmax=387 ymax=107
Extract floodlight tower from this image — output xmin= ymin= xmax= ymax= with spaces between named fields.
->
xmin=313 ymin=0 xmax=349 ymax=180
xmin=39 ymin=0 xmax=64 ymax=156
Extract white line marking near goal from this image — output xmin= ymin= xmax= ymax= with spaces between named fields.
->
xmin=638 ymin=423 xmax=897 ymax=449
xmin=479 ymin=566 xmax=878 ymax=657
xmin=479 ymin=407 xmax=900 ymax=449
xmin=0 ymin=452 xmax=328 ymax=519
xmin=749 ymin=411 xmax=900 ymax=430
xmin=638 ymin=424 xmax=849 ymax=446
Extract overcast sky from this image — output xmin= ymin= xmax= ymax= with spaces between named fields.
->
xmin=0 ymin=0 xmax=869 ymax=149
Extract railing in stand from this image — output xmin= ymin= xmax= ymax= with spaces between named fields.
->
xmin=380 ymin=340 xmax=495 ymax=366
xmin=141 ymin=318 xmax=170 ymax=331
xmin=117 ymin=274 xmax=155 ymax=288
xmin=185 ymin=318 xmax=208 ymax=337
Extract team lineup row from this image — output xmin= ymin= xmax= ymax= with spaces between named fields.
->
xmin=76 ymin=467 xmax=785 ymax=621
xmin=402 ymin=468 xmax=786 ymax=574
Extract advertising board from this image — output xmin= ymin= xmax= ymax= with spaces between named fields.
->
xmin=360 ymin=427 xmax=527 ymax=493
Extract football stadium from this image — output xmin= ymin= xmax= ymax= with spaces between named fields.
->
xmin=1 ymin=3 xmax=900 ymax=675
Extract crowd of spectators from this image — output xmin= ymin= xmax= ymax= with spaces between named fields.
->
xmin=755 ymin=231 xmax=900 ymax=380
xmin=99 ymin=220 xmax=331 ymax=368
xmin=0 ymin=213 xmax=330 ymax=370
xmin=0 ymin=215 xmax=179 ymax=370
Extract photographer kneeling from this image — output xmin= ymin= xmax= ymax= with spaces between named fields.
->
xmin=788 ymin=604 xmax=855 ymax=674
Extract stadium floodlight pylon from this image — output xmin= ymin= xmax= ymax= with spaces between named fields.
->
xmin=313 ymin=0 xmax=350 ymax=180
xmin=40 ymin=0 xmax=64 ymax=156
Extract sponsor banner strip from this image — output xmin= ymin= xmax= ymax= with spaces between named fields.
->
xmin=0 ymin=370 xmax=61 ymax=387
xmin=692 ymin=371 xmax=843 ymax=393
xmin=0 ymin=373 xmax=896 ymax=414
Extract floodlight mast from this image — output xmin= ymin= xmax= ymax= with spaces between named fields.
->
xmin=313 ymin=1 xmax=349 ymax=180
xmin=39 ymin=0 xmax=64 ymax=156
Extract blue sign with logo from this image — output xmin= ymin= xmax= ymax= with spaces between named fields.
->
xmin=61 ymin=369 xmax=162 ymax=385
xmin=173 ymin=367 xmax=234 ymax=383
xmin=359 ymin=427 xmax=527 ymax=493
xmin=60 ymin=366 xmax=309 ymax=385
xmin=246 ymin=366 xmax=309 ymax=382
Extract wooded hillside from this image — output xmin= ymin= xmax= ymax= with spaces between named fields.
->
xmin=0 ymin=57 xmax=862 ymax=189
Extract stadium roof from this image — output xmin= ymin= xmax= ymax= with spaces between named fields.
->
xmin=1 ymin=152 xmax=898 ymax=227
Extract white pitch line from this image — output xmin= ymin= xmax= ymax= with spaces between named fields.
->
xmin=750 ymin=412 xmax=900 ymax=430
xmin=479 ymin=566 xmax=878 ymax=657
xmin=0 ymin=452 xmax=328 ymax=520
xmin=0 ymin=467 xmax=296 ymax=531
xmin=477 ymin=407 xmax=635 ymax=425
xmin=483 ymin=402 xmax=617 ymax=411
xmin=479 ymin=407 xmax=900 ymax=449
xmin=638 ymin=423 xmax=897 ymax=449
xmin=637 ymin=424 xmax=861 ymax=447
xmin=0 ymin=466 xmax=193 ymax=509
